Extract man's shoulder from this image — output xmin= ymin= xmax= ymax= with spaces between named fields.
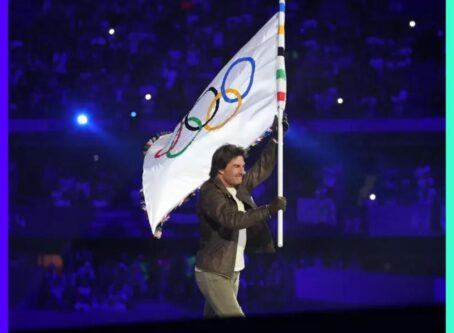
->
xmin=198 ymin=179 xmax=227 ymax=210
xmin=200 ymin=179 xmax=218 ymax=195
xmin=200 ymin=178 xmax=214 ymax=190
xmin=200 ymin=178 xmax=228 ymax=196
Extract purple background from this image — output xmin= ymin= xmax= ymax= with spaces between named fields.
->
xmin=2 ymin=0 xmax=8 ymax=332
xmin=8 ymin=0 xmax=445 ymax=330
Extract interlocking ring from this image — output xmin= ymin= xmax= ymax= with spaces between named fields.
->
xmin=153 ymin=56 xmax=256 ymax=159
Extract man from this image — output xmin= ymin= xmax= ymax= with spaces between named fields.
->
xmin=194 ymin=116 xmax=288 ymax=318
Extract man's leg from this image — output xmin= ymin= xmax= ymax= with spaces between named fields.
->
xmin=203 ymin=300 xmax=217 ymax=318
xmin=233 ymin=271 xmax=240 ymax=297
xmin=195 ymin=271 xmax=245 ymax=318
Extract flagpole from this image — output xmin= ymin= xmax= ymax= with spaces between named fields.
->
xmin=277 ymin=0 xmax=286 ymax=247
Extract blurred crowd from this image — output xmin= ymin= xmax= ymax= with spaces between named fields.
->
xmin=10 ymin=238 xmax=442 ymax=313
xmin=10 ymin=248 xmax=295 ymax=312
xmin=9 ymin=141 xmax=444 ymax=237
xmin=10 ymin=0 xmax=444 ymax=124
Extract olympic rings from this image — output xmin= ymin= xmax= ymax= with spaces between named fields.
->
xmin=221 ymin=57 xmax=255 ymax=103
xmin=154 ymin=121 xmax=183 ymax=158
xmin=153 ymin=56 xmax=256 ymax=159
xmin=204 ymin=88 xmax=242 ymax=131
xmin=166 ymin=117 xmax=202 ymax=158
xmin=184 ymin=87 xmax=219 ymax=131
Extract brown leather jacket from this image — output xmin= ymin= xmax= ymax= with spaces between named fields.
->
xmin=195 ymin=139 xmax=277 ymax=278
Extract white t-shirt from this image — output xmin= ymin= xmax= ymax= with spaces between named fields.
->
xmin=226 ymin=187 xmax=246 ymax=272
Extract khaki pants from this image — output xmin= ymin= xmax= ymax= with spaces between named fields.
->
xmin=195 ymin=271 xmax=245 ymax=318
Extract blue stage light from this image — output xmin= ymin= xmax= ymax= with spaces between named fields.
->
xmin=130 ymin=111 xmax=137 ymax=118
xmin=76 ymin=114 xmax=89 ymax=126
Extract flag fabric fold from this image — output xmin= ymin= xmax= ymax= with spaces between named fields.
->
xmin=142 ymin=13 xmax=280 ymax=237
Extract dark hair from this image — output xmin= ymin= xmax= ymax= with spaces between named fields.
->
xmin=209 ymin=144 xmax=247 ymax=179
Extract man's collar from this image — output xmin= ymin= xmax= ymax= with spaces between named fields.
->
xmin=212 ymin=177 xmax=235 ymax=196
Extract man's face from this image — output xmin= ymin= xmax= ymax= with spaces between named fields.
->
xmin=218 ymin=155 xmax=246 ymax=188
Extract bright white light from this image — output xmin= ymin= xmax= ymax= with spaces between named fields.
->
xmin=76 ymin=114 xmax=88 ymax=126
xmin=369 ymin=193 xmax=376 ymax=201
xmin=409 ymin=21 xmax=416 ymax=28
xmin=337 ymin=98 xmax=343 ymax=104
xmin=145 ymin=94 xmax=152 ymax=100
xmin=130 ymin=111 xmax=137 ymax=118
xmin=109 ymin=28 xmax=115 ymax=35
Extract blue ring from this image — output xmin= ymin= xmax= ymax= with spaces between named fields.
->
xmin=221 ymin=57 xmax=255 ymax=103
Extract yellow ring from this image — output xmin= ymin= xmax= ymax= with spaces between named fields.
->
xmin=204 ymin=88 xmax=242 ymax=131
